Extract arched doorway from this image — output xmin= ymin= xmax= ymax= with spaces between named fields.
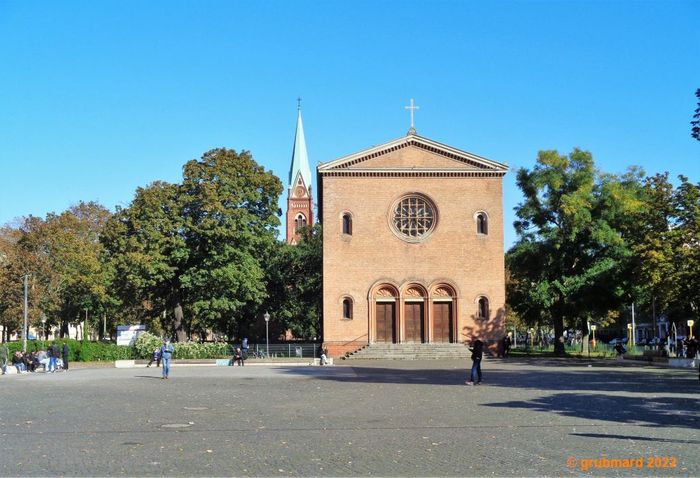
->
xmin=403 ymin=285 xmax=427 ymax=343
xmin=431 ymin=285 xmax=455 ymax=343
xmin=373 ymin=286 xmax=397 ymax=343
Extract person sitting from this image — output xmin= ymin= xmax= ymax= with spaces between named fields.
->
xmin=30 ymin=352 xmax=42 ymax=372
xmin=35 ymin=349 xmax=49 ymax=371
xmin=22 ymin=352 xmax=35 ymax=372
xmin=614 ymin=343 xmax=626 ymax=358
xmin=146 ymin=347 xmax=161 ymax=368
xmin=12 ymin=351 xmax=26 ymax=373
xmin=233 ymin=348 xmax=244 ymax=366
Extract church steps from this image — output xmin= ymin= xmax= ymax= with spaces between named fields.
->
xmin=344 ymin=343 xmax=471 ymax=360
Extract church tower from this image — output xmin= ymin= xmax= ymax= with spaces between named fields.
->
xmin=286 ymin=101 xmax=313 ymax=245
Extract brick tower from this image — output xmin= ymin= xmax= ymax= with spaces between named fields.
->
xmin=286 ymin=101 xmax=313 ymax=245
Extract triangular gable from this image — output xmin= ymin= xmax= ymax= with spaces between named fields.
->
xmin=291 ymin=170 xmax=310 ymax=198
xmin=318 ymin=134 xmax=508 ymax=173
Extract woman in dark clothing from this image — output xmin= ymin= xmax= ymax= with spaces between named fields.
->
xmin=465 ymin=339 xmax=484 ymax=386
xmin=62 ymin=343 xmax=69 ymax=371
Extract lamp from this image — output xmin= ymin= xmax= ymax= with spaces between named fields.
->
xmin=264 ymin=311 xmax=270 ymax=357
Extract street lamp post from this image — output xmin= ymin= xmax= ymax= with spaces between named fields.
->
xmin=627 ymin=323 xmax=633 ymax=349
xmin=41 ymin=314 xmax=47 ymax=340
xmin=264 ymin=311 xmax=270 ymax=357
xmin=591 ymin=325 xmax=597 ymax=349
xmin=688 ymin=320 xmax=695 ymax=340
xmin=22 ymin=274 xmax=30 ymax=352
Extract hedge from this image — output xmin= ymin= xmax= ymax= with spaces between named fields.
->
xmin=2 ymin=333 xmax=232 ymax=362
xmin=5 ymin=339 xmax=135 ymax=362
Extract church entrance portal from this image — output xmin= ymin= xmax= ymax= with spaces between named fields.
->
xmin=404 ymin=302 xmax=425 ymax=342
xmin=375 ymin=302 xmax=396 ymax=343
xmin=432 ymin=302 xmax=453 ymax=342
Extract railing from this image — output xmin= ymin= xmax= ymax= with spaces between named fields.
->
xmin=244 ymin=343 xmax=320 ymax=359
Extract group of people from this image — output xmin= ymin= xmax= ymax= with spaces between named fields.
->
xmin=0 ymin=343 xmax=69 ymax=375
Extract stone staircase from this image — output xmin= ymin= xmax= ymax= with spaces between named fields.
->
xmin=345 ymin=343 xmax=471 ymax=360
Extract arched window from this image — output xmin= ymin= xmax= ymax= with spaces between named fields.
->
xmin=478 ymin=297 xmax=489 ymax=319
xmin=342 ymin=298 xmax=353 ymax=319
xmin=342 ymin=213 xmax=352 ymax=235
xmin=295 ymin=213 xmax=307 ymax=232
xmin=476 ymin=213 xmax=488 ymax=235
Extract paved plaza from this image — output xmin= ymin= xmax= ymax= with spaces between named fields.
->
xmin=0 ymin=358 xmax=698 ymax=477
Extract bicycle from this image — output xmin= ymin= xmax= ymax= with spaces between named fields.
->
xmin=245 ymin=349 xmax=267 ymax=359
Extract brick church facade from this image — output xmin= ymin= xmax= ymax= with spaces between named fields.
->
xmin=316 ymin=132 xmax=508 ymax=357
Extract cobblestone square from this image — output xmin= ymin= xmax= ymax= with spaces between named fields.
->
xmin=1 ymin=359 xmax=698 ymax=476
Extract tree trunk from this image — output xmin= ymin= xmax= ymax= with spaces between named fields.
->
xmin=582 ymin=332 xmax=589 ymax=355
xmin=173 ymin=302 xmax=186 ymax=343
xmin=553 ymin=315 xmax=565 ymax=356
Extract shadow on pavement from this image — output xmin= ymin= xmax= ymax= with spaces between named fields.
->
xmin=570 ymin=432 xmax=700 ymax=445
xmin=484 ymin=392 xmax=699 ymax=430
xmin=277 ymin=364 xmax=699 ymax=430
xmin=282 ymin=364 xmax=699 ymax=394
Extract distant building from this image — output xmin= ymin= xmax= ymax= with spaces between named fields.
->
xmin=285 ymin=103 xmax=313 ymax=245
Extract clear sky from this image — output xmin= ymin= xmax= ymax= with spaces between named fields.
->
xmin=1 ymin=0 xmax=698 ymax=248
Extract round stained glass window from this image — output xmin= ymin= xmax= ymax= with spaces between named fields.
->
xmin=390 ymin=194 xmax=437 ymax=242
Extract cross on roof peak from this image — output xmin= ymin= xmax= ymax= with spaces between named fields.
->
xmin=404 ymin=98 xmax=419 ymax=135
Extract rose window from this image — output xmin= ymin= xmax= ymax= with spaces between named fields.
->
xmin=390 ymin=195 xmax=437 ymax=242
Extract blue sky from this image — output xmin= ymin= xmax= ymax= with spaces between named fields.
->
xmin=1 ymin=0 xmax=698 ymax=248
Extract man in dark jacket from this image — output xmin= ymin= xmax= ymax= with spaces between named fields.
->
xmin=465 ymin=339 xmax=484 ymax=386
xmin=0 ymin=343 xmax=7 ymax=375
xmin=62 ymin=343 xmax=69 ymax=371
xmin=47 ymin=343 xmax=58 ymax=373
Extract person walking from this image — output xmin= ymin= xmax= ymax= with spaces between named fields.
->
xmin=160 ymin=338 xmax=174 ymax=379
xmin=47 ymin=342 xmax=58 ymax=373
xmin=241 ymin=337 xmax=249 ymax=359
xmin=0 ymin=342 xmax=8 ymax=375
xmin=465 ymin=339 xmax=484 ymax=386
xmin=62 ymin=342 xmax=69 ymax=372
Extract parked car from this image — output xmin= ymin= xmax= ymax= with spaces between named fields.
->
xmin=607 ymin=338 xmax=628 ymax=346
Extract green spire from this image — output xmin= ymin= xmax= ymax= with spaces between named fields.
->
xmin=288 ymin=100 xmax=312 ymax=189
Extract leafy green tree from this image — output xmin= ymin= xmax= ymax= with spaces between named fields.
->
xmin=41 ymin=202 xmax=114 ymax=337
xmin=0 ymin=203 xmax=114 ymax=341
xmin=264 ymin=225 xmax=322 ymax=340
xmin=103 ymin=148 xmax=283 ymax=342
xmin=102 ymin=181 xmax=190 ymax=340
xmin=507 ymin=149 xmax=639 ymax=355
xmin=669 ymin=177 xmax=700 ymax=320
xmin=179 ymin=148 xmax=283 ymax=336
xmin=0 ymin=226 xmax=26 ymax=341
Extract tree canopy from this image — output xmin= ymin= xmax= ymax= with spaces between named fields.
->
xmin=508 ymin=149 xmax=700 ymax=355
xmin=101 ymin=148 xmax=285 ymax=341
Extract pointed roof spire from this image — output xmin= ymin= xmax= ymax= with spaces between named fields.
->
xmin=288 ymin=98 xmax=312 ymax=189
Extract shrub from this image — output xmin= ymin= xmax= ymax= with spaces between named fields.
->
xmin=133 ymin=332 xmax=163 ymax=359
xmin=172 ymin=341 xmax=230 ymax=359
